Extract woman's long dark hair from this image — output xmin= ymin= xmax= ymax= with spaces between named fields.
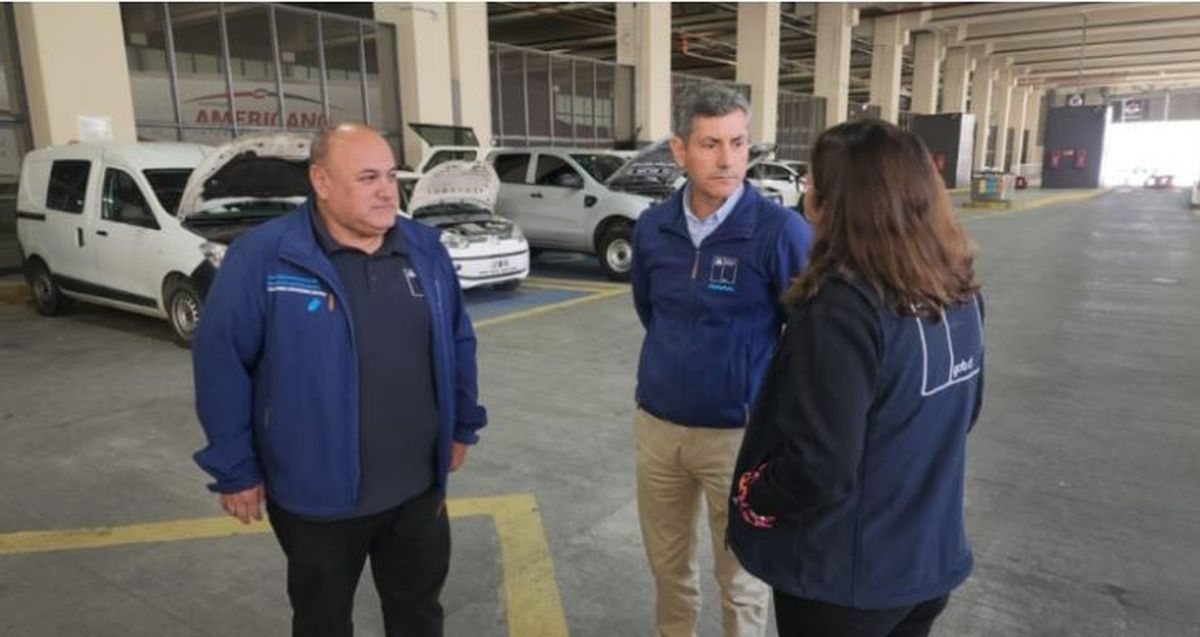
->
xmin=785 ymin=119 xmax=980 ymax=316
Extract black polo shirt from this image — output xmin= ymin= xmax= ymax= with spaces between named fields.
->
xmin=312 ymin=212 xmax=439 ymax=517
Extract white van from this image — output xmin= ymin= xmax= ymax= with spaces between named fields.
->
xmin=17 ymin=134 xmax=313 ymax=346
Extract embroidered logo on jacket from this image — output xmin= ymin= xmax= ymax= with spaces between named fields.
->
xmin=266 ymin=274 xmax=327 ymax=298
xmin=708 ymin=255 xmax=739 ymax=293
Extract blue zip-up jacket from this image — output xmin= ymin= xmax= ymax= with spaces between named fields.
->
xmin=191 ymin=200 xmax=487 ymax=518
xmin=631 ymin=183 xmax=811 ymax=428
xmin=728 ymin=277 xmax=985 ymax=609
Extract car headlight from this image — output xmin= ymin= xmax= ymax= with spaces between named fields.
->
xmin=439 ymin=230 xmax=468 ymax=250
xmin=200 ymin=241 xmax=227 ymax=268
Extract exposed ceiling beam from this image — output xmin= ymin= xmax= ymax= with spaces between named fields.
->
xmin=1023 ymin=59 xmax=1200 ymax=77
xmin=993 ymin=32 xmax=1200 ymax=55
xmin=961 ymin=16 xmax=1200 ymax=45
xmin=1005 ymin=38 xmax=1200 ymax=63
xmin=1019 ymin=50 xmax=1200 ymax=72
xmin=928 ymin=3 xmax=1138 ymax=27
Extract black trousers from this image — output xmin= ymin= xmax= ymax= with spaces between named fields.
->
xmin=267 ymin=489 xmax=451 ymax=637
xmin=774 ymin=590 xmax=950 ymax=637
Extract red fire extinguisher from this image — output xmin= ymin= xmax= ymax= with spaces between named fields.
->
xmin=1074 ymin=149 xmax=1087 ymax=170
xmin=1049 ymin=149 xmax=1062 ymax=169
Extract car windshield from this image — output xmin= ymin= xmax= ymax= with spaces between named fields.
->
xmin=571 ymin=153 xmax=626 ymax=182
xmin=143 ymin=169 xmax=193 ymax=214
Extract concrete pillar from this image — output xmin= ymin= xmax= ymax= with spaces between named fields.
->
xmin=14 ymin=3 xmax=138 ymax=146
xmin=1026 ymin=88 xmax=1046 ymax=168
xmin=1009 ymin=86 xmax=1031 ymax=172
xmin=814 ymin=3 xmax=859 ymax=129
xmin=911 ymin=31 xmax=945 ymax=114
xmin=971 ymin=57 xmax=995 ymax=169
xmin=617 ymin=3 xmax=671 ymax=142
xmin=994 ymin=68 xmax=1015 ymax=171
xmin=941 ymin=47 xmax=972 ymax=113
xmin=376 ymin=3 xmax=454 ymax=166
xmin=737 ymin=2 xmax=781 ymax=144
xmin=869 ymin=15 xmax=907 ymax=123
xmin=448 ymin=3 xmax=491 ymax=147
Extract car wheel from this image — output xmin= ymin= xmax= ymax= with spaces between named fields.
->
xmin=598 ymin=224 xmax=633 ymax=282
xmin=24 ymin=258 xmax=72 ymax=316
xmin=166 ymin=279 xmax=203 ymax=348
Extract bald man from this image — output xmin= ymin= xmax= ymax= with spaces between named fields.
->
xmin=192 ymin=123 xmax=487 ymax=637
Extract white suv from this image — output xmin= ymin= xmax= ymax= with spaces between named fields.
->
xmin=17 ymin=134 xmax=314 ymax=346
xmin=486 ymin=147 xmax=654 ymax=280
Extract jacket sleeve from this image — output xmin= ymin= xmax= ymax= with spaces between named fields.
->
xmin=746 ymin=282 xmax=882 ymax=517
xmin=192 ymin=245 xmax=266 ymax=494
xmin=441 ymin=245 xmax=488 ymax=445
xmin=630 ymin=219 xmax=653 ymax=330
xmin=768 ymin=213 xmax=812 ymax=313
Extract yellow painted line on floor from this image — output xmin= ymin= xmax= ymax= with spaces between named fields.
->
xmin=0 ymin=493 xmax=569 ymax=637
xmin=961 ymin=189 xmax=1109 ymax=222
xmin=450 ymin=494 xmax=569 ymax=637
xmin=474 ymin=286 xmax=628 ymax=330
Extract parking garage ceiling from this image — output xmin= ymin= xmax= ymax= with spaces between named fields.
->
xmin=486 ymin=2 xmax=1200 ymax=99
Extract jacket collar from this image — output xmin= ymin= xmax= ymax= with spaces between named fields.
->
xmin=659 ymin=180 xmax=761 ymax=245
xmin=278 ymin=200 xmax=436 ymax=292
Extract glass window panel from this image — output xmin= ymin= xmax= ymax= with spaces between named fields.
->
xmin=323 ymin=17 xmax=364 ymax=124
xmin=0 ymin=126 xmax=24 ymax=178
xmin=169 ymin=4 xmax=229 ymax=127
xmin=135 ymin=125 xmax=181 ymax=143
xmin=0 ymin=6 xmax=23 ymax=116
xmin=47 ymin=160 xmax=91 ymax=214
xmin=223 ymin=5 xmax=280 ymax=129
xmin=493 ymin=153 xmax=531 ymax=183
xmin=365 ymin=23 xmax=400 ymax=132
xmin=121 ymin=3 xmax=174 ymax=124
xmin=491 ymin=48 xmax=502 ymax=139
xmin=552 ymin=58 xmax=573 ymax=139
xmin=576 ymin=61 xmax=595 ymax=141
xmin=526 ymin=52 xmax=550 ymax=138
xmin=143 ymin=168 xmax=194 ymax=214
xmin=595 ymin=63 xmax=613 ymax=139
xmin=499 ymin=48 xmax=525 ymax=138
xmin=182 ymin=127 xmax=233 ymax=145
xmin=534 ymin=155 xmax=580 ymax=187
xmin=102 ymin=169 xmax=159 ymax=229
xmin=275 ymin=8 xmax=324 ymax=130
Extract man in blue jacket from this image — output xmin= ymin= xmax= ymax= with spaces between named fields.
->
xmin=630 ymin=84 xmax=811 ymax=637
xmin=192 ymin=123 xmax=486 ymax=637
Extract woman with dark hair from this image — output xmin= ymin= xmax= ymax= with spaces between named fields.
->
xmin=726 ymin=119 xmax=985 ymax=637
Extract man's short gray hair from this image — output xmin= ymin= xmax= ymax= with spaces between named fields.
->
xmin=673 ymin=83 xmax=752 ymax=142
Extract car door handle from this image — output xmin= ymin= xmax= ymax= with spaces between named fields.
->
xmin=530 ymin=193 xmax=543 ymax=199
xmin=96 ymin=230 xmax=108 ymax=237
xmin=76 ymin=228 xmax=85 ymax=247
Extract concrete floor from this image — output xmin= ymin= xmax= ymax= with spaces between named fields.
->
xmin=0 ymin=187 xmax=1197 ymax=636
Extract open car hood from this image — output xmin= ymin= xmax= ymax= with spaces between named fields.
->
xmin=604 ymin=137 xmax=774 ymax=200
xmin=177 ymin=132 xmax=312 ymax=219
xmin=410 ymin=160 xmax=498 ymax=213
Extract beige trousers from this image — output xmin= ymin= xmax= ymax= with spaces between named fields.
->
xmin=635 ymin=408 xmax=770 ymax=637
